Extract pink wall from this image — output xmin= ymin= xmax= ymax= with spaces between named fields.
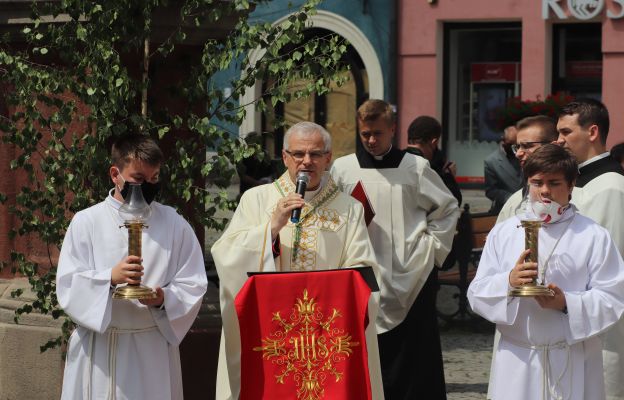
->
xmin=397 ymin=0 xmax=624 ymax=149
xmin=602 ymin=17 xmax=624 ymax=147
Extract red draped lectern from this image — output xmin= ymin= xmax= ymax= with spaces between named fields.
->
xmin=235 ymin=268 xmax=377 ymax=400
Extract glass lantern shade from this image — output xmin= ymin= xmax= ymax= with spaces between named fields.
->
xmin=118 ymin=183 xmax=152 ymax=222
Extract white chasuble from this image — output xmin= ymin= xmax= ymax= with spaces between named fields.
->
xmin=330 ymin=153 xmax=459 ymax=333
xmin=211 ymin=172 xmax=383 ymax=400
xmin=468 ymin=208 xmax=624 ymax=400
xmin=56 ymin=193 xmax=208 ymax=400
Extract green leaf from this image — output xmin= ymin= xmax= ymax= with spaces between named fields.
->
xmin=76 ymin=26 xmax=87 ymax=41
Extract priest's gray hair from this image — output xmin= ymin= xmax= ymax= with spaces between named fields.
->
xmin=283 ymin=122 xmax=332 ymax=152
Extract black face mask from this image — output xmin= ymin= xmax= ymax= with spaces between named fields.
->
xmin=120 ymin=180 xmax=161 ymax=205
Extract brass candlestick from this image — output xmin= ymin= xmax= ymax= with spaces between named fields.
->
xmin=508 ymin=219 xmax=554 ymax=297
xmin=112 ymin=183 xmax=156 ymax=300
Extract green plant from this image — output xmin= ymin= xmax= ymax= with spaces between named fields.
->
xmin=495 ymin=92 xmax=574 ymax=130
xmin=0 ymin=0 xmax=348 ymax=352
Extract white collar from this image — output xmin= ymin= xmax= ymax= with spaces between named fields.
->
xmin=578 ymin=152 xmax=610 ymax=169
xmin=304 ymin=174 xmax=327 ymax=200
xmin=373 ymin=145 xmax=393 ymax=161
xmin=106 ymin=189 xmax=123 ymax=210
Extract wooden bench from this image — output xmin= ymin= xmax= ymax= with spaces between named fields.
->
xmin=437 ymin=204 xmax=497 ymax=321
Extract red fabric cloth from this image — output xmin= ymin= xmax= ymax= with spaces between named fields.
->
xmin=350 ymin=181 xmax=375 ymax=226
xmin=235 ymin=269 xmax=372 ymax=400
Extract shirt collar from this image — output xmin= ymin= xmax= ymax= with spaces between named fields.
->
xmin=106 ymin=189 xmax=123 ymax=210
xmin=303 ymin=174 xmax=327 ymax=201
xmin=373 ymin=144 xmax=393 ymax=161
xmin=578 ymin=152 xmax=610 ymax=169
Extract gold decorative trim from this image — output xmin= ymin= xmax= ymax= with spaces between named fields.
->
xmin=253 ymin=289 xmax=359 ymax=399
xmin=272 ymin=172 xmax=344 ymax=270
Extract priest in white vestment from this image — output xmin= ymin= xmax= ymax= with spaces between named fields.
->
xmin=57 ymin=134 xmax=208 ymax=400
xmin=330 ymin=100 xmax=459 ymax=399
xmin=469 ymin=144 xmax=624 ymax=400
xmin=211 ymin=122 xmax=384 ymax=400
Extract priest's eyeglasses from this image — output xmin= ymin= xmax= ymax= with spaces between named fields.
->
xmin=284 ymin=150 xmax=328 ymax=161
xmin=511 ymin=141 xmax=551 ymax=154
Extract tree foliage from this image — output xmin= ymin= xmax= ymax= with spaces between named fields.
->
xmin=0 ymin=0 xmax=348 ymax=351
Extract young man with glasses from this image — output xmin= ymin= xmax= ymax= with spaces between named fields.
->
xmin=556 ymin=99 xmax=624 ymax=398
xmin=496 ymin=115 xmax=559 ymax=222
xmin=212 ymin=121 xmax=384 ymax=399
xmin=331 ymin=99 xmax=459 ymax=400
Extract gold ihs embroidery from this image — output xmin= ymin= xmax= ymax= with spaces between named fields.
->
xmin=253 ymin=289 xmax=359 ymax=400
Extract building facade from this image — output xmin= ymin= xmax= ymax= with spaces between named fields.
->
xmin=239 ymin=0 xmax=396 ymax=159
xmin=397 ymin=0 xmax=624 ymax=182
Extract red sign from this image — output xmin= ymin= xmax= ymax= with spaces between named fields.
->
xmin=566 ymin=61 xmax=602 ymax=79
xmin=456 ymin=176 xmax=485 ymax=184
xmin=471 ymin=63 xmax=521 ymax=83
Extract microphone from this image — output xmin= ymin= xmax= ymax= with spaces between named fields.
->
xmin=290 ymin=172 xmax=310 ymax=223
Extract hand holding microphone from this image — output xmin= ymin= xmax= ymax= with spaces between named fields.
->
xmin=270 ymin=172 xmax=308 ymax=240
xmin=290 ymin=172 xmax=309 ymax=223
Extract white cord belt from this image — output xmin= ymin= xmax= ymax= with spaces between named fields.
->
xmin=503 ymin=336 xmax=571 ymax=400
xmin=84 ymin=325 xmax=159 ymax=400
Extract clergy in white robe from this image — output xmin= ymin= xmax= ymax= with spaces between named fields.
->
xmin=469 ymin=206 xmax=624 ymax=400
xmin=57 ymin=134 xmax=207 ymax=400
xmin=568 ymin=156 xmax=624 ymax=399
xmin=330 ymin=150 xmax=459 ymax=332
xmin=211 ymin=122 xmax=384 ymax=400
xmin=558 ymin=99 xmax=624 ymax=399
xmin=469 ymin=144 xmax=624 ymax=400
xmin=57 ymin=193 xmax=207 ymax=400
xmin=493 ymin=168 xmax=624 ymax=398
xmin=330 ymin=99 xmax=459 ymax=400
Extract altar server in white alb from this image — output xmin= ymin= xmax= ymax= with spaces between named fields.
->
xmin=556 ymin=99 xmax=624 ymax=399
xmin=468 ymin=144 xmax=624 ymax=400
xmin=57 ymin=134 xmax=207 ymax=400
xmin=331 ymin=99 xmax=459 ymax=399
xmin=212 ymin=121 xmax=384 ymax=400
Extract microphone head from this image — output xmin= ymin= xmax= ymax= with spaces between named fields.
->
xmin=296 ymin=171 xmax=310 ymax=184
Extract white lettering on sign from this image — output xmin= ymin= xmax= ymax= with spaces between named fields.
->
xmin=568 ymin=0 xmax=604 ymax=20
xmin=543 ymin=0 xmax=624 ymax=19
xmin=543 ymin=0 xmax=567 ymax=19
xmin=608 ymin=0 xmax=624 ymax=18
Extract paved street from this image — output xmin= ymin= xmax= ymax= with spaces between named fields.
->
xmin=438 ymin=285 xmax=495 ymax=400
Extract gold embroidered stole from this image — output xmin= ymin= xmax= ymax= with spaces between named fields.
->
xmin=273 ymin=172 xmax=341 ymax=270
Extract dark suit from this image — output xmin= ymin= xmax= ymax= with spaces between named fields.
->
xmin=484 ymin=146 xmax=522 ymax=214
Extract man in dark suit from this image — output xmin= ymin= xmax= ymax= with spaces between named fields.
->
xmin=484 ymin=125 xmax=523 ymax=214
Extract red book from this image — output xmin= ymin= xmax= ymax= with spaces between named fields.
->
xmin=350 ymin=181 xmax=375 ymax=226
xmin=235 ymin=269 xmax=373 ymax=400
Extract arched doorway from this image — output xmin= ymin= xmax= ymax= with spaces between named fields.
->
xmin=240 ymin=10 xmax=384 ymax=158
xmin=262 ymin=29 xmax=369 ymax=160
